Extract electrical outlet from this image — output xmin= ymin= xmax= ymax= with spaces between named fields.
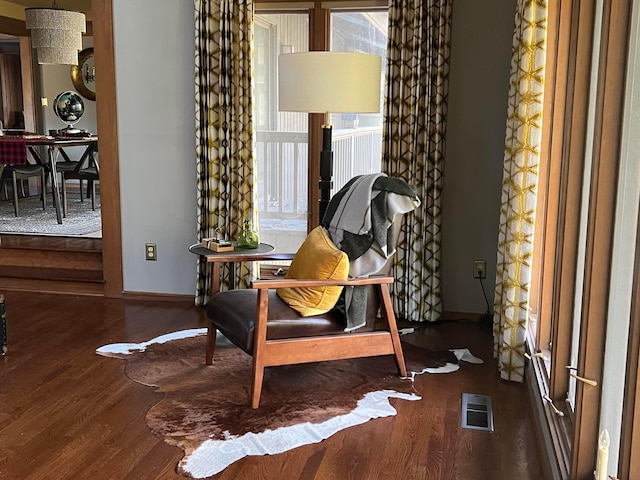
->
xmin=145 ymin=243 xmax=157 ymax=261
xmin=473 ymin=260 xmax=487 ymax=279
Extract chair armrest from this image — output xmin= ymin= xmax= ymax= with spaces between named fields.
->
xmin=251 ymin=276 xmax=393 ymax=289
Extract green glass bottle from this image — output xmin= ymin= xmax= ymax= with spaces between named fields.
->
xmin=237 ymin=219 xmax=260 ymax=249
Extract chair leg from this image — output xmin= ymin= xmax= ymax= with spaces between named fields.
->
xmin=1 ymin=180 xmax=7 ymax=201
xmin=205 ymin=322 xmax=217 ymax=365
xmin=90 ymin=181 xmax=96 ymax=210
xmin=44 ymin=170 xmax=50 ymax=196
xmin=40 ymin=169 xmax=46 ymax=211
xmin=251 ymin=357 xmax=265 ymax=409
xmin=11 ymin=172 xmax=19 ymax=217
xmin=379 ymin=284 xmax=407 ymax=377
xmin=251 ymin=288 xmax=269 ymax=408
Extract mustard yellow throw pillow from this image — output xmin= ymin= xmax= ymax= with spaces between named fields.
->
xmin=277 ymin=226 xmax=349 ymax=316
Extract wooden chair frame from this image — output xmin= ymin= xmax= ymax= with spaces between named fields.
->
xmin=206 ymin=275 xmax=407 ymax=409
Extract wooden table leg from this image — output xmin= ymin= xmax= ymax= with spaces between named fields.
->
xmin=48 ymin=146 xmax=63 ymax=224
xmin=210 ymin=262 xmax=221 ymax=296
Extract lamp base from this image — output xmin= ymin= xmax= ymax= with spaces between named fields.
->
xmin=319 ymin=125 xmax=333 ymax=224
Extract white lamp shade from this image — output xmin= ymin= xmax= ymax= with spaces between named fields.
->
xmin=278 ymin=52 xmax=382 ymax=114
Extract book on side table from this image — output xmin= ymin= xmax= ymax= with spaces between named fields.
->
xmin=201 ymin=238 xmax=234 ymax=252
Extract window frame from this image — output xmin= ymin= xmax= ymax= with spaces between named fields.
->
xmin=621 ymin=219 xmax=640 ymax=478
xmin=528 ymin=0 xmax=635 ymax=477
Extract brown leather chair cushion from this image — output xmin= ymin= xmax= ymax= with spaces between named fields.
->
xmin=207 ymin=287 xmax=380 ymax=355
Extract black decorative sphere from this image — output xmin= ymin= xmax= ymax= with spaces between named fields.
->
xmin=54 ymin=91 xmax=85 ymax=127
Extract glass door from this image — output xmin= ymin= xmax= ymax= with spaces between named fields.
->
xmin=254 ymin=5 xmax=389 ymax=252
xmin=329 ymin=10 xmax=388 ymax=193
xmin=254 ymin=12 xmax=309 ymax=253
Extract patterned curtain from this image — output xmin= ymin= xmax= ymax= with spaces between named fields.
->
xmin=493 ymin=0 xmax=547 ymax=382
xmin=194 ymin=0 xmax=257 ymax=305
xmin=382 ymin=0 xmax=452 ymax=322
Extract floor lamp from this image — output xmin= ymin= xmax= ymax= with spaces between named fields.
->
xmin=278 ymin=52 xmax=382 ymax=223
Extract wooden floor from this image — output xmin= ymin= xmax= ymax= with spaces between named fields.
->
xmin=0 ymin=292 xmax=545 ymax=480
xmin=0 ymin=235 xmax=104 ymax=295
xmin=0 ymin=234 xmax=102 ymax=252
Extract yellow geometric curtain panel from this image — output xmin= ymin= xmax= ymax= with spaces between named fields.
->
xmin=382 ymin=0 xmax=452 ymax=322
xmin=493 ymin=0 xmax=547 ymax=382
xmin=194 ymin=0 xmax=257 ymax=306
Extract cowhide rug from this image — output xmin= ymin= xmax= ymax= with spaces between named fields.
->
xmin=96 ymin=329 xmax=482 ymax=478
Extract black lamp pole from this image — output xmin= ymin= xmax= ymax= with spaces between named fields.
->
xmin=318 ymin=124 xmax=333 ymax=224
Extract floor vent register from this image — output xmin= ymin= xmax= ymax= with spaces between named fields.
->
xmin=461 ymin=393 xmax=494 ymax=432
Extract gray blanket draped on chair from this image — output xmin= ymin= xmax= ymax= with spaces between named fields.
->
xmin=323 ymin=173 xmax=420 ymax=331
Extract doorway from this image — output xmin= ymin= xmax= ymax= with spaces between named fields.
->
xmin=0 ymin=0 xmax=122 ymax=297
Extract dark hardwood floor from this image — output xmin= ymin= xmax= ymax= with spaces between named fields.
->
xmin=0 ymin=292 xmax=545 ymax=479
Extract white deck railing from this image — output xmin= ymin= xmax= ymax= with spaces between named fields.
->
xmin=256 ymin=126 xmax=382 ymax=224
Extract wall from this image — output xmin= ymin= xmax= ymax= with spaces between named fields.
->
xmin=107 ymin=0 xmax=515 ymax=301
xmin=113 ymin=0 xmax=197 ymax=294
xmin=441 ymin=0 xmax=517 ymax=315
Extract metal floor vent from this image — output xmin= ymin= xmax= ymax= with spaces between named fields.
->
xmin=461 ymin=393 xmax=494 ymax=432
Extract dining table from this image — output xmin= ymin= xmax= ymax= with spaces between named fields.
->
xmin=0 ymin=134 xmax=98 ymax=224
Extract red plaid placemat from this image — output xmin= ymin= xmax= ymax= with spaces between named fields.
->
xmin=0 ymin=138 xmax=27 ymax=166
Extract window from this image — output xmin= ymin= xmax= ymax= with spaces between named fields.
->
xmin=254 ymin=12 xmax=310 ymax=253
xmin=255 ymin=3 xmax=388 ymax=252
xmin=527 ymin=0 xmax=638 ymax=477
xmin=329 ymin=10 xmax=387 ymax=192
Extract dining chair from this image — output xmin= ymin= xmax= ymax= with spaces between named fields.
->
xmin=0 ymin=164 xmax=46 ymax=216
xmin=58 ymin=145 xmax=99 ymax=216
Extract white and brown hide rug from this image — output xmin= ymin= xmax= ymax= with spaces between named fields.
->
xmin=96 ymin=329 xmax=482 ymax=478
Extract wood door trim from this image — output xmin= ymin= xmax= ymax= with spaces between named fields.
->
xmin=92 ymin=0 xmax=123 ymax=297
xmin=19 ymin=37 xmax=35 ymax=132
